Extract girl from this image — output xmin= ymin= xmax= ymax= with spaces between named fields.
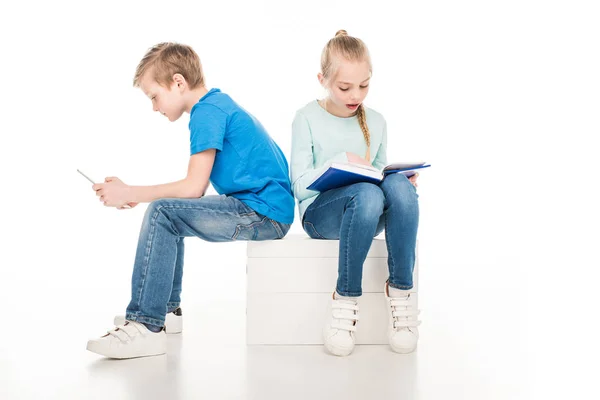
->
xmin=291 ymin=30 xmax=421 ymax=356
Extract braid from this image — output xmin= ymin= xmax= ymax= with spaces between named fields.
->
xmin=356 ymin=104 xmax=371 ymax=161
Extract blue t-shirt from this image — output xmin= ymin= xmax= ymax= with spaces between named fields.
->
xmin=189 ymin=88 xmax=294 ymax=224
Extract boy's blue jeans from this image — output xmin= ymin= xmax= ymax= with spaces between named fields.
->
xmin=125 ymin=195 xmax=290 ymax=327
xmin=302 ymin=173 xmax=419 ymax=297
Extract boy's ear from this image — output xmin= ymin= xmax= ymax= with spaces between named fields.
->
xmin=172 ymin=73 xmax=186 ymax=91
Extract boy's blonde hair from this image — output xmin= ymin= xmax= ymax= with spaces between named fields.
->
xmin=321 ymin=30 xmax=373 ymax=161
xmin=133 ymin=42 xmax=204 ymax=90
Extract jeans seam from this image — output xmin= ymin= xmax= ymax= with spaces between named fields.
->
xmin=136 ymin=204 xmax=162 ymax=313
xmin=125 ymin=314 xmax=165 ymax=327
xmin=232 ymin=216 xmax=268 ymax=240
xmin=341 ymin=201 xmax=355 ymax=295
xmin=154 ymin=203 xmax=257 ymax=218
xmin=336 ymin=290 xmax=362 ymax=297
xmin=384 ymin=213 xmax=397 ymax=281
xmin=388 ymin=281 xmax=413 ymax=290
xmin=303 ymin=221 xmax=325 ymax=239
xmin=269 ymin=219 xmax=284 ymax=239
xmin=307 ymin=195 xmax=353 ymax=214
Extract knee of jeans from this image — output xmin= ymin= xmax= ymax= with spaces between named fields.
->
xmin=381 ymin=174 xmax=418 ymax=203
xmin=145 ymin=199 xmax=168 ymax=217
xmin=142 ymin=199 xmax=170 ymax=226
xmin=350 ymin=183 xmax=385 ymax=220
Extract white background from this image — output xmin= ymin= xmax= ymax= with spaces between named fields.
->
xmin=0 ymin=0 xmax=599 ymax=399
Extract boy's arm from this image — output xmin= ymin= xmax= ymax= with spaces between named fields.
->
xmin=127 ymin=149 xmax=215 ymax=202
xmin=94 ymin=149 xmax=215 ymax=207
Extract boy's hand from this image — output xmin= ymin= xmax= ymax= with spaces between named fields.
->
xmin=92 ymin=177 xmax=132 ymax=208
xmin=408 ymin=172 xmax=419 ymax=188
xmin=346 ymin=152 xmax=372 ymax=166
xmin=118 ymin=202 xmax=139 ymax=210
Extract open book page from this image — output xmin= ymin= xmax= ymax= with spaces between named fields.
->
xmin=329 ymin=162 xmax=382 ymax=180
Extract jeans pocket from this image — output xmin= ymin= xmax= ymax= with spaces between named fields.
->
xmin=232 ymin=216 xmax=284 ymax=241
xmin=232 ymin=219 xmax=261 ymax=240
xmin=303 ymin=220 xmax=326 ymax=239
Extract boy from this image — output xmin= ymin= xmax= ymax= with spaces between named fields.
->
xmin=86 ymin=42 xmax=294 ymax=359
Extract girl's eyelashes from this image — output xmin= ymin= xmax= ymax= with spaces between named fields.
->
xmin=338 ymin=85 xmax=369 ymax=91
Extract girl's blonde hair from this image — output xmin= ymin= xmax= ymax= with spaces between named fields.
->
xmin=133 ymin=42 xmax=204 ymax=90
xmin=321 ymin=30 xmax=373 ymax=161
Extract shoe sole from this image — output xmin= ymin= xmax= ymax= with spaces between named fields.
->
xmin=324 ymin=340 xmax=354 ymax=357
xmin=86 ymin=340 xmax=167 ymax=359
xmin=323 ymin=328 xmax=355 ymax=356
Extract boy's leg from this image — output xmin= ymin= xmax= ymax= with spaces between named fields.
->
xmin=302 ymin=182 xmax=385 ymax=297
xmin=167 ymin=238 xmax=184 ymax=314
xmin=379 ymin=173 xmax=419 ymax=290
xmin=126 ymin=195 xmax=285 ymax=327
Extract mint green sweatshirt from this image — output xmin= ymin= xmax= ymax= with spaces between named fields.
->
xmin=290 ymin=100 xmax=388 ymax=219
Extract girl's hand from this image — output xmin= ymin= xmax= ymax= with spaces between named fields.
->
xmin=346 ymin=152 xmax=372 ymax=167
xmin=92 ymin=177 xmax=132 ymax=208
xmin=409 ymin=173 xmax=419 ymax=188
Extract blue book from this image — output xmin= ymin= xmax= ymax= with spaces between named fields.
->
xmin=307 ymin=162 xmax=431 ymax=192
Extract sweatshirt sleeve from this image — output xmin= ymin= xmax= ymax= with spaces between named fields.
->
xmin=290 ymin=111 xmax=348 ymax=200
xmin=371 ymin=118 xmax=388 ymax=171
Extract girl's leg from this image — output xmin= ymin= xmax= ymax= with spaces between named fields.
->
xmin=379 ymin=173 xmax=419 ymax=290
xmin=379 ymin=173 xmax=421 ymax=354
xmin=302 ymin=182 xmax=385 ymax=297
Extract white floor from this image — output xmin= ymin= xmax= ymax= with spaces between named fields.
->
xmin=1 ymin=236 xmax=534 ymax=400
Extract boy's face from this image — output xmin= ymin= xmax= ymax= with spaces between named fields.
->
xmin=139 ymin=71 xmax=186 ymax=122
xmin=321 ymin=59 xmax=371 ymax=117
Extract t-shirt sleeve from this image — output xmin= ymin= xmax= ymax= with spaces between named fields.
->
xmin=189 ymin=104 xmax=228 ymax=155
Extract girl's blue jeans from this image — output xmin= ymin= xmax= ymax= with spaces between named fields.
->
xmin=302 ymin=173 xmax=419 ymax=297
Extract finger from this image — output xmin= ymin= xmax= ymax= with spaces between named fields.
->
xmin=105 ymin=177 xmax=116 ymax=182
xmin=92 ymin=184 xmax=102 ymax=191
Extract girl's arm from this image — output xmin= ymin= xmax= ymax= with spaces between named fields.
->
xmin=290 ymin=112 xmax=348 ymax=201
xmin=371 ymin=119 xmax=388 ymax=170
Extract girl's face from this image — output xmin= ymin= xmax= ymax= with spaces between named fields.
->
xmin=320 ymin=59 xmax=371 ymax=117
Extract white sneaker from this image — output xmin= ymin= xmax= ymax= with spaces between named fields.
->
xmin=114 ymin=308 xmax=183 ymax=334
xmin=385 ymin=282 xmax=421 ymax=354
xmin=323 ymin=292 xmax=360 ymax=356
xmin=86 ymin=321 xmax=167 ymax=359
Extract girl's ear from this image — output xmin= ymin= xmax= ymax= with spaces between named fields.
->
xmin=317 ymin=73 xmax=325 ymax=87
